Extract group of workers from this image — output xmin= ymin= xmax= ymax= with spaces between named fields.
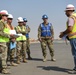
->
xmin=0 ymin=10 xmax=32 ymax=74
xmin=0 ymin=3 xmax=76 ymax=74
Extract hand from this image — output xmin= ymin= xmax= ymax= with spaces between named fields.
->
xmin=59 ymin=32 xmax=64 ymax=38
xmin=51 ymin=37 xmax=54 ymax=42
xmin=38 ymin=38 xmax=42 ymax=42
xmin=10 ymin=34 xmax=14 ymax=37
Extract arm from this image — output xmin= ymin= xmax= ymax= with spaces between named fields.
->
xmin=50 ymin=25 xmax=54 ymax=41
xmin=27 ymin=25 xmax=30 ymax=33
xmin=0 ymin=22 xmax=9 ymax=38
xmin=38 ymin=25 xmax=41 ymax=39
xmin=59 ymin=18 xmax=74 ymax=38
xmin=51 ymin=25 xmax=54 ymax=38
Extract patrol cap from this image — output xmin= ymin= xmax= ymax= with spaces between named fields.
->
xmin=0 ymin=10 xmax=8 ymax=16
xmin=17 ymin=17 xmax=24 ymax=22
xmin=23 ymin=18 xmax=27 ymax=22
xmin=42 ymin=14 xmax=48 ymax=19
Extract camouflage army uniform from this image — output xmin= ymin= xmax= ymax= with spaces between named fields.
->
xmin=38 ymin=23 xmax=55 ymax=61
xmin=15 ymin=25 xmax=27 ymax=63
xmin=25 ymin=25 xmax=32 ymax=59
xmin=0 ymin=20 xmax=10 ymax=73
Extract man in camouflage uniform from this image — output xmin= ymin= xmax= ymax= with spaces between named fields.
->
xmin=0 ymin=10 xmax=11 ymax=74
xmin=38 ymin=14 xmax=56 ymax=62
xmin=23 ymin=18 xmax=32 ymax=60
xmin=15 ymin=17 xmax=27 ymax=64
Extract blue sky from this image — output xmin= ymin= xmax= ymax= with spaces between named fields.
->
xmin=0 ymin=0 xmax=76 ymax=39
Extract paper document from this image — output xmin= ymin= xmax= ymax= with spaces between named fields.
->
xmin=10 ymin=30 xmax=16 ymax=34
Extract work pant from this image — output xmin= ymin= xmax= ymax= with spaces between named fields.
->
xmin=40 ymin=39 xmax=54 ymax=58
xmin=10 ymin=48 xmax=15 ymax=62
xmin=16 ymin=41 xmax=26 ymax=61
xmin=0 ymin=42 xmax=7 ymax=69
xmin=26 ymin=38 xmax=31 ymax=56
xmin=70 ymin=38 xmax=76 ymax=69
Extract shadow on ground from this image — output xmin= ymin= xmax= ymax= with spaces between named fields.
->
xmin=27 ymin=58 xmax=42 ymax=61
xmin=37 ymin=66 xmax=76 ymax=74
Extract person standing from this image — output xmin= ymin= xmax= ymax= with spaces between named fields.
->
xmin=15 ymin=17 xmax=27 ymax=64
xmin=38 ymin=14 xmax=56 ymax=62
xmin=23 ymin=18 xmax=32 ymax=60
xmin=59 ymin=4 xmax=76 ymax=71
xmin=7 ymin=14 xmax=18 ymax=66
xmin=0 ymin=10 xmax=11 ymax=74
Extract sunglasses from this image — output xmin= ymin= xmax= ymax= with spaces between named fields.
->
xmin=2 ymin=15 xmax=8 ymax=17
xmin=8 ymin=18 xmax=13 ymax=20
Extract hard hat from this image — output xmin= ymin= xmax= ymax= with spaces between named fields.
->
xmin=42 ymin=14 xmax=48 ymax=19
xmin=65 ymin=4 xmax=75 ymax=11
xmin=0 ymin=10 xmax=8 ymax=16
xmin=8 ymin=14 xmax=13 ymax=18
xmin=23 ymin=18 xmax=27 ymax=22
xmin=17 ymin=17 xmax=23 ymax=22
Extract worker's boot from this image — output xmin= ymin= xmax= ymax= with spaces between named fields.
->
xmin=2 ymin=69 xmax=10 ymax=74
xmin=43 ymin=57 xmax=47 ymax=62
xmin=23 ymin=58 xmax=27 ymax=63
xmin=28 ymin=54 xmax=32 ymax=60
xmin=51 ymin=57 xmax=56 ymax=62
xmin=16 ymin=58 xmax=20 ymax=64
xmin=11 ymin=62 xmax=18 ymax=66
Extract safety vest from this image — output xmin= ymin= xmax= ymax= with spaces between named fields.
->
xmin=16 ymin=26 xmax=26 ymax=41
xmin=0 ymin=20 xmax=10 ymax=42
xmin=67 ymin=13 xmax=76 ymax=39
xmin=40 ymin=23 xmax=52 ymax=37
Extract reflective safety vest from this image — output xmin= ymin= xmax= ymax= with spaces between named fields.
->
xmin=16 ymin=26 xmax=26 ymax=41
xmin=40 ymin=23 xmax=52 ymax=37
xmin=0 ymin=21 xmax=10 ymax=42
xmin=67 ymin=13 xmax=76 ymax=39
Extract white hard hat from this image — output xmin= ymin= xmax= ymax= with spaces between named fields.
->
xmin=8 ymin=14 xmax=13 ymax=18
xmin=0 ymin=10 xmax=8 ymax=15
xmin=17 ymin=17 xmax=23 ymax=22
xmin=65 ymin=4 xmax=75 ymax=11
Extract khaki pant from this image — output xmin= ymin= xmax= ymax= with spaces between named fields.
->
xmin=26 ymin=38 xmax=31 ymax=56
xmin=0 ymin=42 xmax=7 ymax=69
xmin=16 ymin=41 xmax=26 ymax=61
xmin=40 ymin=39 xmax=54 ymax=58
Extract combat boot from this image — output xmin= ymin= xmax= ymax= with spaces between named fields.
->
xmin=16 ymin=60 xmax=20 ymax=64
xmin=43 ymin=57 xmax=47 ymax=62
xmin=23 ymin=59 xmax=27 ymax=63
xmin=28 ymin=56 xmax=32 ymax=60
xmin=51 ymin=57 xmax=56 ymax=62
xmin=2 ymin=69 xmax=10 ymax=74
xmin=11 ymin=62 xmax=18 ymax=66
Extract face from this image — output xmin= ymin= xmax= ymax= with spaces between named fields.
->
xmin=7 ymin=18 xmax=13 ymax=23
xmin=65 ymin=10 xmax=72 ymax=17
xmin=2 ymin=15 xmax=8 ymax=21
xmin=23 ymin=21 xmax=27 ymax=25
xmin=18 ymin=22 xmax=23 ymax=26
xmin=43 ymin=18 xmax=48 ymax=23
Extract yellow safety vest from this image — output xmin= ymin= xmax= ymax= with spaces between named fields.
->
xmin=0 ymin=21 xmax=10 ymax=42
xmin=16 ymin=26 xmax=26 ymax=41
xmin=67 ymin=13 xmax=76 ymax=39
